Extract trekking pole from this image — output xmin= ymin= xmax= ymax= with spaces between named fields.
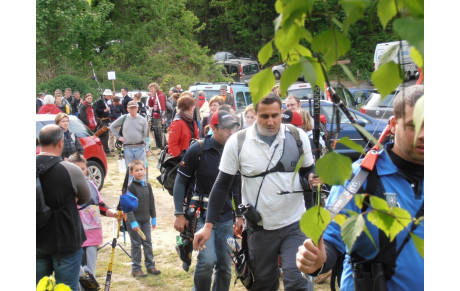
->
xmin=104 ymin=210 xmax=123 ymax=291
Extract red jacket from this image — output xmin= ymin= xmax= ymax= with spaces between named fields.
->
xmin=148 ymin=91 xmax=166 ymax=119
xmin=79 ymin=101 xmax=97 ymax=131
xmin=167 ymin=118 xmax=199 ymax=157
xmin=38 ymin=104 xmax=62 ymax=114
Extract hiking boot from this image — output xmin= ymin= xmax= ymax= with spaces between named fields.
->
xmin=314 ymin=270 xmax=332 ymax=284
xmin=131 ymin=270 xmax=147 ymax=277
xmin=147 ymin=267 xmax=161 ymax=275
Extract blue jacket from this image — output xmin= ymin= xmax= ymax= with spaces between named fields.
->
xmin=323 ymin=143 xmax=424 ymax=291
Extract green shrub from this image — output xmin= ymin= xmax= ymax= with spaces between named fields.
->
xmin=37 ymin=75 xmax=99 ymax=97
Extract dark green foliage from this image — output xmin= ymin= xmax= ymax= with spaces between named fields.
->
xmin=37 ymin=75 xmax=97 ymax=97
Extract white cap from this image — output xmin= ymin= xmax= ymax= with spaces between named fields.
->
xmin=102 ymin=89 xmax=113 ymax=96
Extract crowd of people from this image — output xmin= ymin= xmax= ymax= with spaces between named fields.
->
xmin=37 ymin=82 xmax=424 ymax=291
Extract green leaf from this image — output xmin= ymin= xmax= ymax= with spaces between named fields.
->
xmin=367 ymin=198 xmax=411 ymax=242
xmin=316 ymin=151 xmax=353 ymax=186
xmin=377 ymin=0 xmax=397 ymax=28
xmin=410 ymin=47 xmax=423 ymax=68
xmin=294 ymin=44 xmax=312 ymax=58
xmin=292 ymin=153 xmax=305 ymax=186
xmin=312 ymin=29 xmax=351 ymax=68
xmin=275 ymin=25 xmax=301 ymax=60
xmin=300 ymin=205 xmax=331 ymax=246
xmin=258 ymin=40 xmax=273 ymax=66
xmin=339 ymin=64 xmax=359 ymax=87
xmin=300 ymin=57 xmax=326 ymax=91
xmin=413 ymin=95 xmax=424 ymax=144
xmin=280 ymin=62 xmax=302 ymax=95
xmin=333 ymin=214 xmax=348 ymax=226
xmin=275 ymin=0 xmax=284 ymax=13
xmin=337 ymin=137 xmax=365 ymax=154
xmin=340 ymin=0 xmax=371 ymax=32
xmin=401 ymin=0 xmax=424 ymax=16
xmin=249 ymin=69 xmax=276 ymax=107
xmin=393 ymin=17 xmax=424 ymax=58
xmin=378 ymin=45 xmax=399 ymax=66
xmin=341 ymin=214 xmax=365 ymax=250
xmin=371 ymin=61 xmax=404 ymax=97
xmin=354 ymin=194 xmax=366 ymax=210
xmin=369 ymin=195 xmax=390 ymax=212
xmin=410 ymin=233 xmax=424 ymax=259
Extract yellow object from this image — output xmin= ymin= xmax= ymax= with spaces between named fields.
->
xmin=136 ymin=229 xmax=147 ymax=240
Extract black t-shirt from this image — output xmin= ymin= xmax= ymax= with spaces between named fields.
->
xmin=178 ymin=136 xmax=234 ymax=222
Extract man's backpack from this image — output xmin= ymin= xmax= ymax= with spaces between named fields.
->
xmin=157 ymin=140 xmax=204 ymax=196
xmin=36 ymin=156 xmax=62 ymax=229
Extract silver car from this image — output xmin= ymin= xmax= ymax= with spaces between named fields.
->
xmin=359 ymin=92 xmax=397 ymax=121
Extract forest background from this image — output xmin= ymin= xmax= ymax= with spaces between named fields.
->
xmin=36 ymin=0 xmax=398 ymax=95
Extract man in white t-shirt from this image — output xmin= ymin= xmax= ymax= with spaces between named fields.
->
xmin=193 ymin=93 xmax=320 ymax=291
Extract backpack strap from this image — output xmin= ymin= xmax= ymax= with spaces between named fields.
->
xmin=285 ymin=124 xmax=303 ymax=156
xmin=119 ymin=114 xmax=128 ymax=137
xmin=237 ymin=128 xmax=247 ymax=157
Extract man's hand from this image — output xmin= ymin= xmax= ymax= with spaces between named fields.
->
xmin=308 ymin=173 xmax=322 ymax=190
xmin=133 ymin=226 xmax=140 ymax=232
xmin=118 ymin=137 xmax=126 ymax=143
xmin=296 ymin=237 xmax=327 ymax=274
xmin=104 ymin=107 xmax=110 ymax=112
xmin=106 ymin=209 xmax=118 ymax=218
xmin=174 ymin=215 xmax=189 ymax=233
xmin=193 ymin=222 xmax=213 ymax=251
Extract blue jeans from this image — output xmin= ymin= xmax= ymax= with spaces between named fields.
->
xmin=36 ymin=248 xmax=83 ymax=291
xmin=192 ymin=218 xmax=233 ymax=291
xmin=124 ymin=146 xmax=146 ymax=182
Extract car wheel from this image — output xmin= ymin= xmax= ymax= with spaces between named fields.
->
xmin=87 ymin=160 xmax=105 ymax=191
xmin=273 ymin=70 xmax=281 ymax=80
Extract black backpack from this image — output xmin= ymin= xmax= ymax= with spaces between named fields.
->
xmin=36 ymin=156 xmax=62 ymax=229
xmin=157 ymin=140 xmax=204 ymax=196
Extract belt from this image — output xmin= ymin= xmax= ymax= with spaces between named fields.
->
xmin=97 ymin=117 xmax=110 ymax=121
xmin=123 ymin=142 xmax=145 ymax=146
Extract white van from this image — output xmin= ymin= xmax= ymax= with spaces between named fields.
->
xmin=373 ymin=40 xmax=418 ymax=80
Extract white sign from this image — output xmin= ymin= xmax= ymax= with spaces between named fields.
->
xmin=107 ymin=71 xmax=116 ymax=80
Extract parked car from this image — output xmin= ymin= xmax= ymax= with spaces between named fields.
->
xmin=217 ymin=58 xmax=260 ymax=83
xmin=359 ymin=91 xmax=396 ymax=121
xmin=36 ymin=114 xmax=108 ymax=190
xmin=283 ymin=100 xmax=387 ymax=160
xmin=214 ymin=51 xmax=236 ymax=61
xmin=188 ymin=82 xmax=252 ymax=114
xmin=214 ymin=51 xmax=257 ymax=62
xmin=272 ymin=63 xmax=305 ymax=81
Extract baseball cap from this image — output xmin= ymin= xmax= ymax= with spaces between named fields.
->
xmin=102 ymin=89 xmax=113 ymax=96
xmin=127 ymin=100 xmax=139 ymax=107
xmin=282 ymin=110 xmax=303 ymax=127
xmin=210 ymin=111 xmax=240 ymax=128
xmin=220 ymin=85 xmax=227 ymax=90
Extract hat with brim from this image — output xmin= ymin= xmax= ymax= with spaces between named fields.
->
xmin=102 ymin=89 xmax=113 ymax=96
xmin=127 ymin=100 xmax=139 ymax=108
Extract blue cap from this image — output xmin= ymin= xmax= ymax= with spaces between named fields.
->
xmin=120 ymin=191 xmax=138 ymax=212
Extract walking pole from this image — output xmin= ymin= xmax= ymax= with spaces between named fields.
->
xmin=104 ymin=210 xmax=123 ymax=291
